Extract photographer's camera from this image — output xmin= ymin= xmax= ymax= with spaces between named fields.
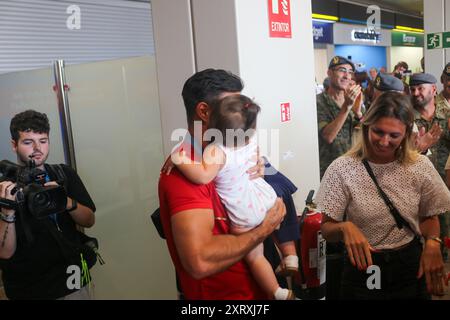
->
xmin=0 ymin=159 xmax=67 ymax=219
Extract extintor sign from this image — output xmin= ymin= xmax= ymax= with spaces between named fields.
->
xmin=281 ymin=103 xmax=291 ymax=122
xmin=268 ymin=0 xmax=292 ymax=38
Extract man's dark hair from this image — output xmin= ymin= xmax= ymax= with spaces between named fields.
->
xmin=182 ymin=69 xmax=243 ymax=121
xmin=10 ymin=110 xmax=50 ymax=142
xmin=394 ymin=61 xmax=409 ymax=71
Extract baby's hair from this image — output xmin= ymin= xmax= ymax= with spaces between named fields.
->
xmin=209 ymin=94 xmax=261 ymax=147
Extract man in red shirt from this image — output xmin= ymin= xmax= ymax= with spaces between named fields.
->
xmin=158 ymin=69 xmax=286 ymax=299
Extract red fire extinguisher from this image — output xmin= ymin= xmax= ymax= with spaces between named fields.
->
xmin=293 ymin=190 xmax=326 ymax=300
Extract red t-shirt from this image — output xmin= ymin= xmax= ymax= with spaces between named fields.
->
xmin=158 ymin=165 xmax=266 ymax=300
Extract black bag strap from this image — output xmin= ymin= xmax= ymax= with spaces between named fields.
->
xmin=362 ymin=159 xmax=415 ymax=233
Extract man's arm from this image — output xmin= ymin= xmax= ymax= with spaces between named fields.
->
xmin=67 ymin=198 xmax=95 ymax=228
xmin=415 ymin=123 xmax=443 ymax=153
xmin=321 ymin=107 xmax=352 ymax=144
xmin=172 ymin=198 xmax=286 ymax=279
xmin=44 ymin=181 xmax=95 ymax=228
xmin=0 ymin=219 xmax=16 ymax=259
xmin=321 ymin=86 xmax=360 ymax=144
xmin=45 ymin=165 xmax=96 ymax=228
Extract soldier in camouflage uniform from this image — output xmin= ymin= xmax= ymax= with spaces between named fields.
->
xmin=317 ymin=56 xmax=363 ymax=179
xmin=410 ymin=72 xmax=450 ymax=260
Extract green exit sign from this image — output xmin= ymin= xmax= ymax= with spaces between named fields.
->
xmin=427 ymin=33 xmax=442 ymax=49
xmin=443 ymin=32 xmax=450 ymax=48
xmin=427 ymin=32 xmax=450 ymax=49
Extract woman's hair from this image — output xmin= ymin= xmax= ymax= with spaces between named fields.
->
xmin=346 ymin=91 xmax=419 ymax=164
xmin=208 ymin=94 xmax=261 ymax=147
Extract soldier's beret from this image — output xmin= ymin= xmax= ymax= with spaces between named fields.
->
xmin=328 ymin=56 xmax=355 ymax=71
xmin=409 ymin=73 xmax=437 ymax=86
xmin=373 ymin=73 xmax=404 ymax=92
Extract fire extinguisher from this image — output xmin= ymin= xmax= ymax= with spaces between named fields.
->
xmin=293 ymin=190 xmax=327 ymax=300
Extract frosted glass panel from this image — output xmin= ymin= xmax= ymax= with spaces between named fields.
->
xmin=0 ymin=67 xmax=65 ymax=164
xmin=65 ymin=56 xmax=175 ymax=299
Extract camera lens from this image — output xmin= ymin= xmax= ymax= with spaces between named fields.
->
xmin=34 ymin=192 xmax=50 ymax=207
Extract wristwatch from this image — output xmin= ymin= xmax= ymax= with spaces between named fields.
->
xmin=0 ymin=212 xmax=16 ymax=223
xmin=67 ymin=198 xmax=78 ymax=212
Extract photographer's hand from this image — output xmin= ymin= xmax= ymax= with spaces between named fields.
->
xmin=44 ymin=181 xmax=59 ymax=187
xmin=0 ymin=181 xmax=17 ymax=259
xmin=43 ymin=181 xmax=95 ymax=227
xmin=0 ymin=181 xmax=17 ymax=215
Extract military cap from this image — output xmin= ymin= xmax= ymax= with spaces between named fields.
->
xmin=373 ymin=72 xmax=404 ymax=92
xmin=328 ymin=56 xmax=355 ymax=71
xmin=409 ymin=73 xmax=437 ymax=86
xmin=443 ymin=62 xmax=450 ymax=76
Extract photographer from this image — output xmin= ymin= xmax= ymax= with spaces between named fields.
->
xmin=0 ymin=110 xmax=96 ymax=300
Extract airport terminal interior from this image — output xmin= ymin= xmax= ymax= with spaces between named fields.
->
xmin=0 ymin=0 xmax=450 ymax=300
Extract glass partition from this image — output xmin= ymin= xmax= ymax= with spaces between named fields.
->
xmin=0 ymin=67 xmax=65 ymax=163
xmin=0 ymin=56 xmax=175 ymax=299
xmin=65 ymin=56 xmax=175 ymax=299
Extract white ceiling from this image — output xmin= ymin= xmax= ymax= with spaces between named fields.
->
xmin=345 ymin=0 xmax=423 ymax=17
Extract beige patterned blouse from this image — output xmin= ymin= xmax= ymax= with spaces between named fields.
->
xmin=316 ymin=155 xmax=450 ymax=250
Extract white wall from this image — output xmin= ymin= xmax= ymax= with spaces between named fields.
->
xmin=151 ymin=0 xmax=195 ymax=156
xmin=191 ymin=0 xmax=320 ymax=205
xmin=314 ymin=48 xmax=329 ymax=84
xmin=154 ymin=0 xmax=320 ymax=206
xmin=192 ymin=1 xmax=240 ymax=74
xmin=236 ymin=0 xmax=320 ymax=204
xmin=390 ymin=47 xmax=424 ymax=73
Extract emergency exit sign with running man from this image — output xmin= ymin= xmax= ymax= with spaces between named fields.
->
xmin=268 ymin=0 xmax=292 ymax=38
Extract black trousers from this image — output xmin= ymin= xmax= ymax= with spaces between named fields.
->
xmin=340 ymin=237 xmax=430 ymax=300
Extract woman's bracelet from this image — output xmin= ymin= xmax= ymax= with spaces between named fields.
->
xmin=425 ymin=236 xmax=443 ymax=244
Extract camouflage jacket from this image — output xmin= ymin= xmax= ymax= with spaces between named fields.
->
xmin=414 ymin=93 xmax=450 ymax=179
xmin=316 ymin=92 xmax=359 ymax=179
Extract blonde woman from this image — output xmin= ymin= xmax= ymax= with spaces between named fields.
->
xmin=317 ymin=91 xmax=450 ymax=299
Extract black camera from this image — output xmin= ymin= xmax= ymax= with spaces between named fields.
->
xmin=0 ymin=159 xmax=67 ymax=219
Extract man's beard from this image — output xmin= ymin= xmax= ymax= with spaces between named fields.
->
xmin=412 ymin=95 xmax=432 ymax=109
